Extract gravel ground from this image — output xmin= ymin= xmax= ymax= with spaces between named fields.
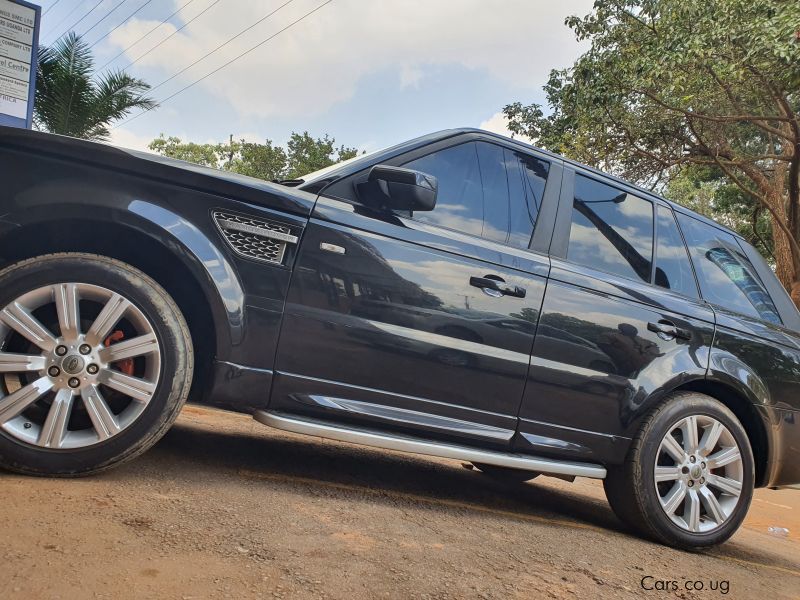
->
xmin=1 ymin=405 xmax=798 ymax=599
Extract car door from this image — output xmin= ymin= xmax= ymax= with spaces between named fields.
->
xmin=515 ymin=168 xmax=715 ymax=464
xmin=270 ymin=137 xmax=561 ymax=448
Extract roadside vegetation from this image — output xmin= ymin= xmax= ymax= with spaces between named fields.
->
xmin=34 ymin=32 xmax=156 ymax=141
xmin=503 ymin=0 xmax=800 ymax=305
xmin=148 ymin=132 xmax=360 ymax=181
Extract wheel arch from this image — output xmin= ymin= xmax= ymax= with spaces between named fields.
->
xmin=0 ymin=213 xmax=238 ymax=403
xmin=670 ymin=378 xmax=770 ymax=488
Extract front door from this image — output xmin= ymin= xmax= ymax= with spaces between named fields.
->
xmin=271 ymin=139 xmax=560 ymax=448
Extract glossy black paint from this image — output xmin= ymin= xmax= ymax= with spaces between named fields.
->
xmin=1 ymin=125 xmax=799 ymax=487
xmin=271 ymin=197 xmax=549 ymax=448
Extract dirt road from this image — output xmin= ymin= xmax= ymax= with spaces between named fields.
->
xmin=1 ymin=405 xmax=798 ymax=599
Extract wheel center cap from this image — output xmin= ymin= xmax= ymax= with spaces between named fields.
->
xmin=690 ymin=465 xmax=703 ymax=479
xmin=61 ymin=354 xmax=85 ymax=375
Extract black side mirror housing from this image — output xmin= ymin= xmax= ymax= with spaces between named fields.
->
xmin=357 ymin=165 xmax=437 ymax=213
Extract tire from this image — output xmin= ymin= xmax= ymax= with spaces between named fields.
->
xmin=0 ymin=253 xmax=193 ymax=476
xmin=604 ymin=392 xmax=754 ymax=549
xmin=473 ymin=462 xmax=540 ymax=483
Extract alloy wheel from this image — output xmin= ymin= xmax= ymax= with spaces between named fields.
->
xmin=0 ymin=283 xmax=161 ymax=449
xmin=654 ymin=415 xmax=744 ymax=533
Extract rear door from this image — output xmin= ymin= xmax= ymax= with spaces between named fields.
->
xmin=516 ymin=169 xmax=715 ymax=464
xmin=271 ymin=137 xmax=561 ymax=448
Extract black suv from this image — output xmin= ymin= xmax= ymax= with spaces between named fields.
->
xmin=0 ymin=126 xmax=798 ymax=549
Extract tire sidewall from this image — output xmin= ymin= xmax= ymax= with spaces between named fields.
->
xmin=638 ymin=396 xmax=755 ymax=548
xmin=0 ymin=254 xmax=191 ymax=475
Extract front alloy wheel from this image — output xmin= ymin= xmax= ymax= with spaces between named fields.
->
xmin=0 ymin=283 xmax=160 ymax=449
xmin=0 ymin=253 xmax=193 ymax=476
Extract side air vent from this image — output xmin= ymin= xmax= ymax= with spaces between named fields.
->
xmin=213 ymin=211 xmax=299 ymax=265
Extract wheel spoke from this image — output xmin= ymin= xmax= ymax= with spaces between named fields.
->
xmin=37 ymin=389 xmax=74 ymax=448
xmin=654 ymin=466 xmax=682 ymax=483
xmin=661 ymin=433 xmax=687 ymax=463
xmin=707 ymin=446 xmax=741 ymax=469
xmin=684 ymin=489 xmax=701 ymax=532
xmin=0 ymin=377 xmax=54 ymax=423
xmin=680 ymin=416 xmax=700 ymax=453
xmin=0 ymin=353 xmax=46 ymax=373
xmin=660 ymin=481 xmax=687 ymax=515
xmin=99 ymin=369 xmax=156 ymax=403
xmin=706 ymin=473 xmax=742 ymax=497
xmin=98 ymin=333 xmax=158 ymax=363
xmin=85 ymin=293 xmax=130 ymax=346
xmin=699 ymin=420 xmax=724 ymax=456
xmin=699 ymin=487 xmax=727 ymax=525
xmin=0 ymin=302 xmax=57 ymax=352
xmin=54 ymin=283 xmax=81 ymax=341
xmin=82 ymin=385 xmax=120 ymax=441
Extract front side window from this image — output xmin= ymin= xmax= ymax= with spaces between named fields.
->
xmin=567 ymin=175 xmax=654 ymax=282
xmin=507 ymin=150 xmax=549 ymax=248
xmin=677 ymin=214 xmax=781 ymax=324
xmin=402 ymin=142 xmax=486 ymax=237
xmin=654 ymin=205 xmax=698 ymax=298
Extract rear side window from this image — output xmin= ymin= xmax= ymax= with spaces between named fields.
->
xmin=654 ymin=205 xmax=698 ymax=298
xmin=506 ymin=150 xmax=549 ymax=248
xmin=677 ymin=214 xmax=781 ymax=324
xmin=567 ymin=174 xmax=654 ymax=282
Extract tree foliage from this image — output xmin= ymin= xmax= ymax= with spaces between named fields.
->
xmin=34 ymin=33 xmax=156 ymax=140
xmin=148 ymin=131 xmax=359 ymax=181
xmin=504 ymin=0 xmax=800 ymax=302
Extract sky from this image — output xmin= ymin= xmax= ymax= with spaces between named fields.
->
xmin=32 ymin=0 xmax=594 ymax=153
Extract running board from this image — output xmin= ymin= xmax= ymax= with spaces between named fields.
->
xmin=253 ymin=411 xmax=607 ymax=480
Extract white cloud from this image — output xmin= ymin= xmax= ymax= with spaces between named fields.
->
xmin=478 ymin=111 xmax=533 ymax=143
xmin=107 ymin=127 xmax=157 ymax=152
xmin=106 ymin=0 xmax=593 ymax=119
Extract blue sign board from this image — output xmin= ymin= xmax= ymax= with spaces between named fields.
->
xmin=0 ymin=0 xmax=40 ymax=129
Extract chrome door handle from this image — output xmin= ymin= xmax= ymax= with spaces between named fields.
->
xmin=647 ymin=320 xmax=691 ymax=340
xmin=469 ymin=276 xmax=526 ymax=298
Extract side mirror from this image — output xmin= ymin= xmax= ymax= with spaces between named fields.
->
xmin=357 ymin=165 xmax=437 ymax=212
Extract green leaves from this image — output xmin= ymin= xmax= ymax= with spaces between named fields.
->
xmin=147 ymin=132 xmax=360 ymax=182
xmin=505 ymin=0 xmax=800 ymax=290
xmin=34 ymin=32 xmax=157 ymax=140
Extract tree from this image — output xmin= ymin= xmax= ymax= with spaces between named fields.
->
xmin=147 ymin=136 xmax=219 ymax=167
xmin=34 ymin=32 xmax=156 ymax=140
xmin=148 ymin=132 xmax=359 ymax=182
xmin=286 ymin=131 xmax=359 ymax=179
xmin=504 ymin=0 xmax=800 ymax=304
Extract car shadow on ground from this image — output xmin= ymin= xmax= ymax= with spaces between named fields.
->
xmin=130 ymin=417 xmax=800 ymax=574
xmin=150 ymin=420 xmax=624 ymax=532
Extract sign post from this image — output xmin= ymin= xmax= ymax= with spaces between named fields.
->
xmin=0 ymin=0 xmax=40 ymax=129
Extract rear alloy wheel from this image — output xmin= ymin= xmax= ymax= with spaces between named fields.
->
xmin=0 ymin=253 xmax=193 ymax=476
xmin=604 ymin=392 xmax=754 ymax=549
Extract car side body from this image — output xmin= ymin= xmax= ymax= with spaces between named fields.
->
xmin=0 ymin=125 xmax=798 ymax=522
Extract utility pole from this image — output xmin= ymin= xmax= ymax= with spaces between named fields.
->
xmin=227 ymin=134 xmax=234 ymax=169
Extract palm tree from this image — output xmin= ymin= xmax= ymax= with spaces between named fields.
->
xmin=34 ymin=32 xmax=157 ymax=140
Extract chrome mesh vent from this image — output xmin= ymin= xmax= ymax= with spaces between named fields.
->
xmin=213 ymin=211 xmax=299 ymax=265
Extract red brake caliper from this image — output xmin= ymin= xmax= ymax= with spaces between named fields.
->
xmin=104 ymin=330 xmax=135 ymax=376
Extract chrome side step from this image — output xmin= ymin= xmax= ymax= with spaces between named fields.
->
xmin=253 ymin=410 xmax=607 ymax=480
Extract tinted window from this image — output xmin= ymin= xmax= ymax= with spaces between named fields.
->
xmin=567 ymin=175 xmax=653 ymax=282
xmin=475 ymin=142 xmax=509 ymax=243
xmin=507 ymin=149 xmax=549 ymax=248
xmin=403 ymin=142 xmax=484 ymax=237
xmin=678 ymin=214 xmax=781 ymax=323
xmin=403 ymin=142 xmax=514 ymax=243
xmin=655 ymin=205 xmax=698 ymax=297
